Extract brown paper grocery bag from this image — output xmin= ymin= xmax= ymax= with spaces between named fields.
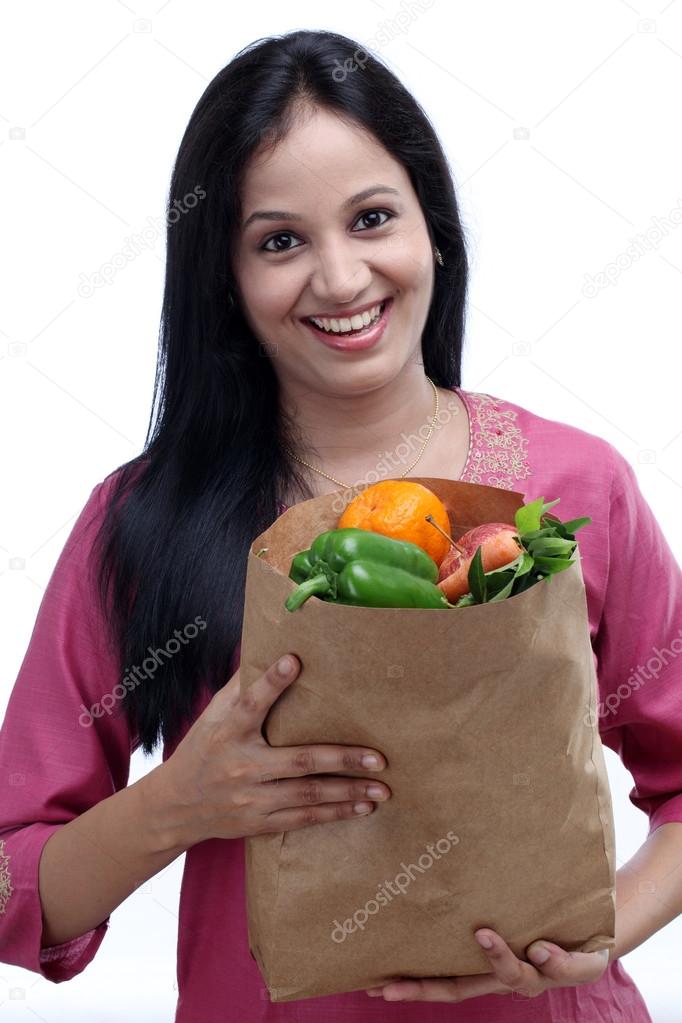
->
xmin=239 ymin=477 xmax=616 ymax=1002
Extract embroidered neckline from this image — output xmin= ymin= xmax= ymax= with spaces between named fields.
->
xmin=0 ymin=839 xmax=13 ymax=915
xmin=455 ymin=388 xmax=532 ymax=491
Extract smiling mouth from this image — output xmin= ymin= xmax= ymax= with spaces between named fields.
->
xmin=305 ymin=299 xmax=389 ymax=337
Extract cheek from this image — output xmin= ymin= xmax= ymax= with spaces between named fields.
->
xmin=392 ymin=262 xmax=433 ymax=314
xmin=387 ymin=239 xmax=433 ymax=289
xmin=244 ymin=264 xmax=304 ymax=323
xmin=240 ymin=280 xmax=291 ymax=326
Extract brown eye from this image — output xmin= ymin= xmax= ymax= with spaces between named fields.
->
xmin=260 ymin=232 xmax=303 ymax=254
xmin=355 ymin=209 xmax=392 ymax=230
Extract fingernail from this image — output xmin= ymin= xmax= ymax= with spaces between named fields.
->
xmin=277 ymin=656 xmax=293 ymax=676
xmin=353 ymin=801 xmax=373 ymax=814
xmin=362 ymin=754 xmax=382 ymax=768
xmin=528 ymin=945 xmax=551 ymax=965
xmin=476 ymin=933 xmax=493 ymax=949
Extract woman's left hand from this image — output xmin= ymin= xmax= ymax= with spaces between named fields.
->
xmin=365 ymin=929 xmax=611 ymax=1002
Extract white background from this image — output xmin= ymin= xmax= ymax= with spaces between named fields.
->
xmin=1 ymin=1 xmax=682 ymax=1020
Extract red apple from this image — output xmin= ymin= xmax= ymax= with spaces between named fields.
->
xmin=437 ymin=523 xmax=521 ymax=602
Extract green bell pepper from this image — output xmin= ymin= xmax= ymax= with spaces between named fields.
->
xmin=289 ymin=548 xmax=316 ymax=583
xmin=302 ymin=527 xmax=438 ymax=581
xmin=284 ymin=527 xmax=453 ymax=611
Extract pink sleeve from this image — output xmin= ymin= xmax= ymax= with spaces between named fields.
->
xmin=0 ymin=478 xmax=135 ymax=982
xmin=595 ymin=448 xmax=682 ymax=836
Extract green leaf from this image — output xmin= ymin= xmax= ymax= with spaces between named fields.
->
xmin=515 ymin=551 xmax=535 ymax=577
xmin=485 ymin=569 xmax=516 ymax=598
xmin=484 ymin=553 xmax=523 ymax=576
xmin=459 ymin=549 xmax=537 ymax=605
xmin=488 ymin=575 xmax=517 ymax=602
xmin=560 ymin=516 xmax=592 ymax=536
xmin=514 ymin=497 xmax=545 ymax=535
xmin=532 ymin=556 xmax=575 ymax=575
xmin=511 ymin=572 xmax=538 ymax=595
xmin=515 ymin=497 xmax=562 ymax=534
xmin=488 ymin=551 xmax=533 ymax=583
xmin=516 ymin=527 xmax=556 ymax=542
xmin=527 ymin=537 xmax=576 ymax=558
xmin=542 ymin=498 xmax=561 ymax=513
xmin=467 ymin=545 xmax=487 ymax=603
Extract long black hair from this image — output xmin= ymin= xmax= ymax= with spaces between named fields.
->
xmin=92 ymin=28 xmax=470 ymax=756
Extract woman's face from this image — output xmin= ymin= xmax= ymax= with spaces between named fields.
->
xmin=232 ymin=106 xmax=436 ymax=397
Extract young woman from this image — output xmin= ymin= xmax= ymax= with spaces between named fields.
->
xmin=1 ymin=28 xmax=681 ymax=1023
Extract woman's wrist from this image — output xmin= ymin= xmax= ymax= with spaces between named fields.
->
xmin=137 ymin=762 xmax=203 ymax=856
xmin=609 ymin=823 xmax=682 ymax=966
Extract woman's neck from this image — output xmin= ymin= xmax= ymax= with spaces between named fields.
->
xmin=281 ymin=369 xmax=436 ymax=460
xmin=278 ymin=374 xmax=466 ymax=503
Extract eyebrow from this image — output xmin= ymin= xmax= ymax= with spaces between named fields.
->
xmin=242 ymin=184 xmax=401 ymax=231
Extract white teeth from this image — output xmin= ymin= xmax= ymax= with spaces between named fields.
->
xmin=309 ymin=301 xmax=384 ymax=334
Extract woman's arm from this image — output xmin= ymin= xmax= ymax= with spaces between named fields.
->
xmin=589 ymin=449 xmax=682 ymax=960
xmin=610 ymin=821 xmax=682 ymax=963
xmin=37 ymin=765 xmax=185 ymax=948
xmin=2 ymin=478 xmax=198 ymax=967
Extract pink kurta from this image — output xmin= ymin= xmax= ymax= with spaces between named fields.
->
xmin=2 ymin=385 xmax=681 ymax=1022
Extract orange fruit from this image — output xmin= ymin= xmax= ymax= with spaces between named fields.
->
xmin=337 ymin=480 xmax=451 ymax=566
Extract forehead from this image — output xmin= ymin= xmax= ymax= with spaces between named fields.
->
xmin=240 ymin=108 xmax=407 ymax=212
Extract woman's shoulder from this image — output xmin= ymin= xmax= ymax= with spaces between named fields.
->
xmin=57 ymin=460 xmax=152 ymax=572
xmin=457 ymin=386 xmax=629 ymax=499
xmin=91 ymin=458 xmax=151 ymax=512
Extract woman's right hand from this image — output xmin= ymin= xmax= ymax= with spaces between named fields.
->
xmin=150 ymin=654 xmax=391 ymax=849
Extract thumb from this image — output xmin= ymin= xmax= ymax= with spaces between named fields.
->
xmin=527 ymin=941 xmax=562 ymax=967
xmin=526 ymin=941 xmax=609 ymax=980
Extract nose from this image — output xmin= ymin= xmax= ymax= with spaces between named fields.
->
xmin=308 ymin=239 xmax=373 ymax=307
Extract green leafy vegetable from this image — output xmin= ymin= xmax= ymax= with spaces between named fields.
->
xmin=456 ymin=498 xmax=591 ymax=607
xmin=467 ymin=546 xmax=487 ymax=603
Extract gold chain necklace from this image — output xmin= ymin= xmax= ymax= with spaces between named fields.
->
xmin=283 ymin=376 xmax=440 ymax=490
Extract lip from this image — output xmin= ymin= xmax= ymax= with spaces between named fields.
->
xmin=301 ymin=296 xmax=389 ymax=321
xmin=303 ymin=297 xmax=393 ymax=351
